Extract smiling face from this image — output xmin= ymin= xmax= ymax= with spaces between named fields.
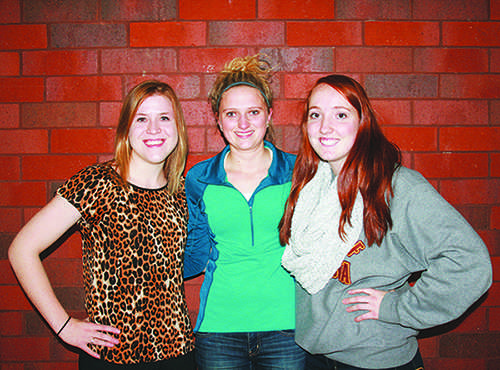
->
xmin=217 ymin=85 xmax=272 ymax=153
xmin=306 ymin=83 xmax=360 ymax=175
xmin=128 ymin=94 xmax=178 ymax=170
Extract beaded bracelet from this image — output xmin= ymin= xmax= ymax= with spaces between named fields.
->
xmin=57 ymin=316 xmax=71 ymax=336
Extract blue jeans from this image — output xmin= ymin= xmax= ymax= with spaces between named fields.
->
xmin=195 ymin=330 xmax=306 ymax=369
xmin=305 ymin=349 xmax=424 ymax=370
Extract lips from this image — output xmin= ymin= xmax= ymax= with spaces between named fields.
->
xmin=234 ymin=130 xmax=254 ymax=138
xmin=143 ymin=139 xmax=165 ymax=147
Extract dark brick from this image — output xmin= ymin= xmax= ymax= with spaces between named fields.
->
xmin=101 ymin=0 xmax=176 ymax=20
xmin=23 ymin=0 xmax=98 ymax=22
xmin=336 ymin=0 xmax=410 ymax=19
xmin=439 ymin=333 xmax=500 ymax=358
xmin=365 ymin=74 xmax=438 ymax=98
xmin=261 ymin=47 xmax=333 ymax=72
xmin=101 ymin=48 xmax=177 ymax=74
xmin=50 ymin=24 xmax=126 ymax=48
xmin=54 ymin=287 xmax=85 ymax=311
xmin=22 ymin=103 xmax=98 ymax=128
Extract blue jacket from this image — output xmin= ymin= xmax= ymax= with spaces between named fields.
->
xmin=184 ymin=141 xmax=296 ymax=331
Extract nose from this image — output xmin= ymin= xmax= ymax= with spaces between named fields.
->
xmin=319 ymin=116 xmax=333 ymax=134
xmin=147 ymin=118 xmax=161 ymax=134
xmin=238 ymin=114 xmax=250 ymax=129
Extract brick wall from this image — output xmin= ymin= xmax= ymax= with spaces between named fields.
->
xmin=0 ymin=0 xmax=498 ymax=368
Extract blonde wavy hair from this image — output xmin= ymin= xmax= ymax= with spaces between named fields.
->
xmin=209 ymin=54 xmax=276 ymax=141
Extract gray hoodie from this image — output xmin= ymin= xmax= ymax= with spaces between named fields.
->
xmin=295 ymin=166 xmax=492 ymax=368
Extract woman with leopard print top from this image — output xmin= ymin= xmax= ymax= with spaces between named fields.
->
xmin=8 ymin=80 xmax=195 ymax=369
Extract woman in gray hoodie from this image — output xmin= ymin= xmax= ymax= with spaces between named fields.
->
xmin=279 ymin=74 xmax=492 ymax=370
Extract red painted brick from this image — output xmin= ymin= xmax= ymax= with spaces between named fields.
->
xmin=0 ymin=258 xmax=19 ymax=284
xmin=23 ymin=0 xmax=97 ymax=22
xmin=443 ymin=22 xmax=500 ymax=47
xmin=207 ymin=126 xmax=225 ymax=153
xmin=372 ymin=100 xmax=412 ymax=125
xmin=102 ymin=48 xmax=177 ymax=74
xmin=25 ymin=363 xmax=77 ymax=370
xmin=259 ymin=0 xmax=333 ymax=19
xmin=0 ymin=336 xmax=51 ymax=361
xmin=55 ymin=286 xmax=85 ymax=311
xmin=278 ymin=124 xmax=301 ymax=153
xmin=186 ymin=155 xmax=213 ymax=172
xmin=0 ymin=52 xmax=19 ymax=76
xmin=0 ymin=156 xmax=20 ymax=180
xmin=51 ymin=128 xmax=115 ymax=154
xmin=452 ymin=307 xmax=488 ymax=333
xmin=492 ymin=207 xmax=500 ymax=230
xmin=365 ymin=74 xmax=438 ymax=98
xmin=0 ymin=25 xmax=47 ymax=50
xmin=414 ymin=100 xmax=488 ymax=126
xmin=0 ymin=129 xmax=48 ymax=154
xmin=415 ymin=48 xmax=488 ymax=73
xmin=417 ymin=336 xmax=438 ymax=358
xmin=0 ymin=0 xmax=20 ymax=23
xmin=365 ymin=21 xmax=439 ymax=46
xmin=493 ymin=0 xmax=500 ymax=20
xmin=22 ymin=103 xmax=98 ymax=128
xmin=493 ymin=101 xmax=500 ymax=126
xmin=0 ymin=103 xmax=20 ymax=129
xmin=102 ymin=0 xmax=176 ymax=20
xmin=455 ymin=205 xmax=490 ymax=231
xmin=490 ymin=307 xmax=500 ymax=331
xmin=179 ymin=48 xmax=253 ymax=72
xmin=0 ymin=286 xmax=33 ymax=310
xmin=492 ymin=256 xmax=500 ymax=281
xmin=425 ymin=358 xmax=486 ymax=370
xmin=100 ymin=102 xmax=121 ymax=127
xmin=123 ymin=74 xmax=202 ymax=100
xmin=382 ymin=127 xmax=437 ymax=152
xmin=283 ymin=73 xmax=327 ymax=99
xmin=130 ymin=22 xmax=205 ymax=47
xmin=209 ymin=21 xmax=284 ymax=46
xmin=440 ymin=179 xmax=500 ymax=205
xmin=413 ymin=0 xmax=489 ymax=20
xmin=0 ymin=182 xmax=47 ymax=206
xmin=273 ymin=99 xmax=303 ymax=126
xmin=480 ymin=230 xmax=500 ymax=257
xmin=441 ymin=75 xmax=500 ymax=99
xmin=0 ymin=311 xmax=23 ymax=336
xmin=44 ymin=259 xmax=83 ymax=286
xmin=287 ymin=22 xmax=361 ymax=46
xmin=181 ymin=100 xmax=212 ymax=127
xmin=439 ymin=332 xmax=500 ymax=358
xmin=22 ymin=155 xmax=97 ymax=180
xmin=45 ymin=233 xmax=82 ymax=259
xmin=440 ymin=127 xmax=499 ymax=152
xmin=0 ymin=78 xmax=44 ymax=103
xmin=0 ymin=208 xmax=22 ymax=233
xmin=46 ymin=76 xmax=122 ymax=102
xmin=179 ymin=0 xmax=255 ymax=20
xmin=267 ymin=48 xmax=333 ymax=72
xmin=414 ymin=153 xmax=488 ymax=179
xmin=187 ymin=126 xmax=206 ymax=153
xmin=492 ymin=49 xmax=500 ymax=73
xmin=50 ymin=23 xmax=126 ymax=48
xmin=336 ymin=0 xmax=410 ymax=19
xmin=23 ymin=50 xmax=98 ymax=76
xmin=337 ymin=47 xmax=411 ymax=72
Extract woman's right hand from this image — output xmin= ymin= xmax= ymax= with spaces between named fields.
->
xmin=58 ymin=318 xmax=120 ymax=359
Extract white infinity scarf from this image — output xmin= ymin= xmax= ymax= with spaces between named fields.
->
xmin=282 ymin=161 xmax=364 ymax=295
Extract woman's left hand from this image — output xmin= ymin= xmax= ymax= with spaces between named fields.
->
xmin=342 ymin=288 xmax=388 ymax=322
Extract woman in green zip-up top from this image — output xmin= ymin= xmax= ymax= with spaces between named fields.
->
xmin=184 ymin=54 xmax=306 ymax=369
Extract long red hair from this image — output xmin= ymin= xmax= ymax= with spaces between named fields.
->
xmin=279 ymin=75 xmax=401 ymax=246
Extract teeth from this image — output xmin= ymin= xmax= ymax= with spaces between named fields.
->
xmin=145 ymin=139 xmax=163 ymax=145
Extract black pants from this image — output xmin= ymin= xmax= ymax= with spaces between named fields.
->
xmin=78 ymin=351 xmax=195 ymax=370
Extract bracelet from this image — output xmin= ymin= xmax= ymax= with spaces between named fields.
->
xmin=56 ymin=316 xmax=71 ymax=336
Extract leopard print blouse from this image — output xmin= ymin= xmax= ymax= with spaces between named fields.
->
xmin=57 ymin=163 xmax=194 ymax=364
